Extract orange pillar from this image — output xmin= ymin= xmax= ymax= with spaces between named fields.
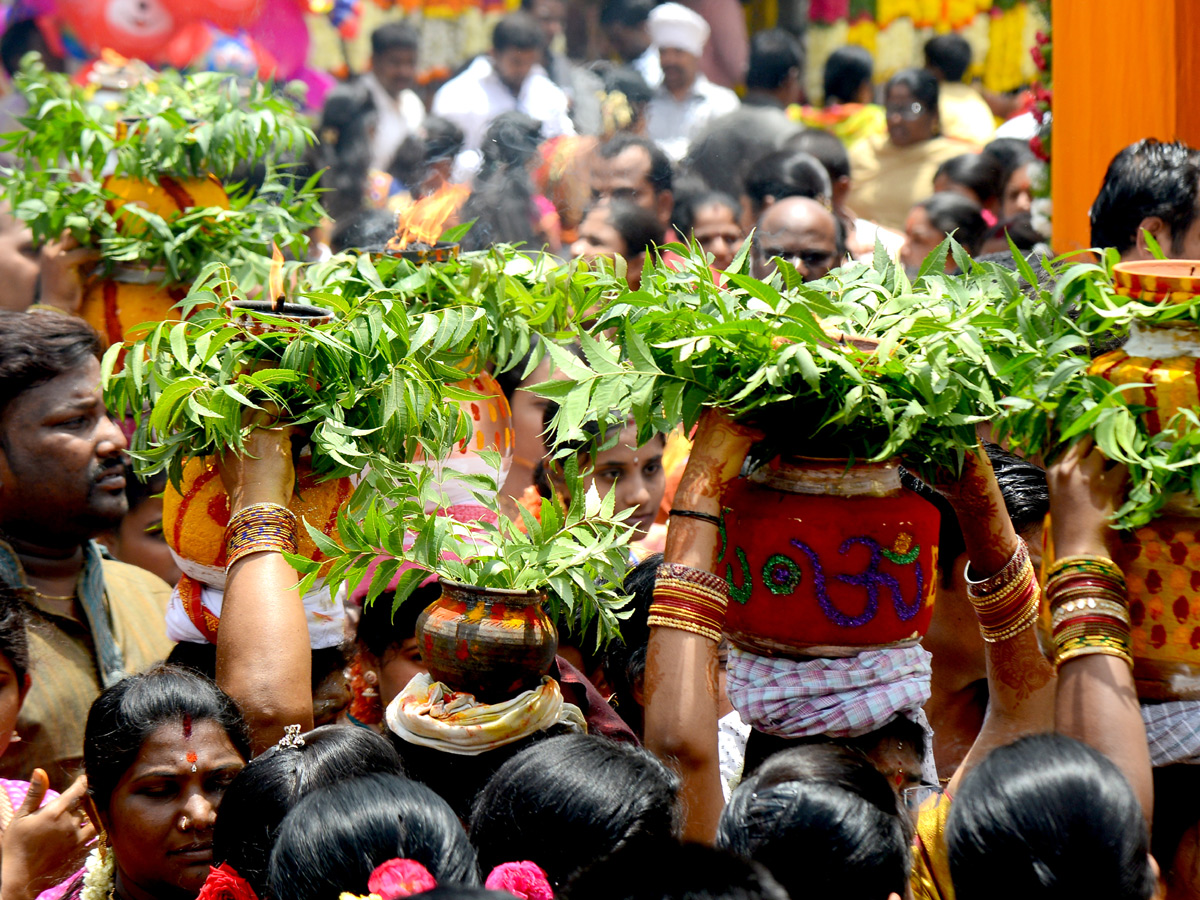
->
xmin=1051 ymin=0 xmax=1200 ymax=253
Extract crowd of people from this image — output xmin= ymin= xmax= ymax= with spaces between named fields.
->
xmin=0 ymin=5 xmax=1198 ymax=900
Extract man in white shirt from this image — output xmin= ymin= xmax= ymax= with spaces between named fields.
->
xmin=644 ymin=3 xmax=739 ymax=162
xmin=361 ymin=21 xmax=427 ymax=173
xmin=432 ymin=12 xmax=575 ymax=178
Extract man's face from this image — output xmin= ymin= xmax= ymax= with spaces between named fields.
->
xmin=493 ymin=48 xmax=540 ymax=95
xmin=373 ymin=46 xmax=418 ymax=98
xmin=0 ymin=356 xmax=129 ymax=546
xmin=528 ymin=0 xmax=566 ymax=52
xmin=591 ymin=145 xmax=670 ymax=228
xmin=659 ymin=46 xmax=698 ymax=95
xmin=751 ymin=197 xmax=840 ymax=282
xmin=605 ymin=22 xmax=649 ymax=62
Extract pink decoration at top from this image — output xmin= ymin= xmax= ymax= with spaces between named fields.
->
xmin=485 ymin=862 xmax=554 ymax=900
xmin=367 ymin=859 xmax=438 ymax=900
xmin=808 ymin=0 xmax=850 ymax=23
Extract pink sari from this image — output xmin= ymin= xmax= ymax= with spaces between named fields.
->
xmin=1 ymin=778 xmax=79 ymax=900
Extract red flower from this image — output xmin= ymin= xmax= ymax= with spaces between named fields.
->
xmin=367 ymin=859 xmax=438 ymax=900
xmin=1030 ymin=135 xmax=1049 ymax=162
xmin=1036 ymin=30 xmax=1050 ymax=45
xmin=485 ymin=862 xmax=554 ymax=900
xmin=1031 ymin=46 xmax=1046 ymax=70
xmin=195 ymin=864 xmax=259 ymax=900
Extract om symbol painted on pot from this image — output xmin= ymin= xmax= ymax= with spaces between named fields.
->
xmin=720 ymin=476 xmax=940 ymax=657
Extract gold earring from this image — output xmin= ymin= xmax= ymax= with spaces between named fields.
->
xmin=98 ymin=827 xmax=108 ymax=863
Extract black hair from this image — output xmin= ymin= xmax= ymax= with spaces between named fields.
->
xmin=84 ymin=664 xmax=251 ymax=811
xmin=947 ymin=734 xmax=1155 ymax=900
xmin=746 ymin=29 xmax=804 ymax=92
xmin=718 ymin=744 xmax=910 ymax=900
xmin=371 ymin=20 xmax=420 ymax=55
xmin=599 ymin=198 xmax=665 ymax=257
xmin=214 ymin=726 xmax=404 ymax=898
xmin=269 ymin=773 xmax=479 ymax=900
xmin=787 ymin=129 xmax=851 ymax=182
xmin=924 ymin=33 xmax=973 ymax=82
xmin=982 ymin=137 xmax=1036 ymax=181
xmin=330 ymin=209 xmax=398 ymax=254
xmin=599 ymin=0 xmax=655 ymax=29
xmin=599 ymin=553 xmax=660 ymax=736
xmin=460 ymin=111 xmax=544 ymax=251
xmin=0 ymin=311 xmax=101 ymax=421
xmin=1089 ymin=138 xmax=1200 ymax=255
xmin=423 ymin=116 xmax=466 ymax=163
xmin=597 ymin=134 xmax=674 ymax=195
xmin=744 ymin=149 xmax=832 ymax=214
xmin=885 ymin=68 xmax=940 ymax=113
xmin=310 ymin=80 xmax=376 ymax=222
xmin=355 ymin=582 xmax=442 ymax=659
xmin=1 ymin=19 xmax=52 ymax=77
xmin=935 ymin=153 xmax=1004 ymax=207
xmin=672 ymin=191 xmax=741 ymax=243
xmin=492 ymin=12 xmax=546 ymax=53
xmin=982 ymin=211 xmax=1044 ymax=254
xmin=742 ymin=715 xmax=926 ymax=787
xmin=602 ymin=65 xmax=654 ymax=107
xmin=470 ymin=735 xmax=679 ymax=889
xmin=0 ymin=586 xmax=28 ymax=685
xmin=823 ymin=45 xmax=873 ymax=106
xmin=565 ymin=842 xmax=789 ymax=900
xmin=415 ymin=891 xmax=512 ymax=900
xmin=918 ymin=192 xmax=989 ymax=256
xmin=684 ymin=111 xmax=800 ymax=200
xmin=983 ymin=443 xmax=1048 ymax=538
xmin=123 ymin=470 xmax=168 ymax=514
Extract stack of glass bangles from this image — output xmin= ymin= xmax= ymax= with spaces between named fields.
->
xmin=965 ymin=539 xmax=1041 ymax=643
xmin=648 ymin=562 xmax=729 ymax=642
xmin=225 ymin=502 xmax=298 ymax=571
xmin=1045 ymin=554 xmax=1132 ymax=670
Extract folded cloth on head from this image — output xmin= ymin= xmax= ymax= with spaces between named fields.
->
xmin=727 ymin=644 xmax=933 ymax=739
xmin=728 ymin=644 xmax=936 ymax=784
xmin=385 ymin=673 xmax=587 ymax=756
xmin=1142 ymin=699 xmax=1200 ymax=767
xmin=165 ymin=574 xmax=346 ymax=649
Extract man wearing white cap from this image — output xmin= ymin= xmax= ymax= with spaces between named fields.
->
xmin=644 ymin=2 xmax=740 ymax=162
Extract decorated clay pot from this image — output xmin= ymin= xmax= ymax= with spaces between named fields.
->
xmin=81 ymin=174 xmax=230 ymax=348
xmin=1082 ymin=260 xmax=1200 ymax=699
xmin=80 ymin=264 xmax=189 ymax=349
xmin=415 ymin=581 xmax=558 ymax=701
xmin=162 ymin=455 xmax=352 ymax=589
xmin=720 ymin=457 xmax=940 ymax=658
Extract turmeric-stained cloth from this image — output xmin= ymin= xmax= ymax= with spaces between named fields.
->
xmin=912 ymin=792 xmax=955 ymax=900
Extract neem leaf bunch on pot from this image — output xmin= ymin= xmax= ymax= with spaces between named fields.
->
xmin=103 ymin=260 xmax=479 ymax=492
xmin=2 ymin=59 xmax=323 ymax=343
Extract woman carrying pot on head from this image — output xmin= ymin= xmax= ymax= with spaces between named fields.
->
xmin=0 ymin=587 xmax=96 ymax=900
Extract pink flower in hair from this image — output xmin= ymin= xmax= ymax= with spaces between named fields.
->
xmin=367 ymin=859 xmax=437 ymax=900
xmin=485 ymin=862 xmax=554 ymax=900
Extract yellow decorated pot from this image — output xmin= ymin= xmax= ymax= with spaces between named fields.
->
xmin=162 ymin=455 xmax=353 ymax=588
xmin=81 ymin=174 xmax=229 ymax=348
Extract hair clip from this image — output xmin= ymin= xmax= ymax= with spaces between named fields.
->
xmin=277 ymin=724 xmax=305 ymax=750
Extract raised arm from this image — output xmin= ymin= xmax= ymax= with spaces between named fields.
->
xmin=1046 ymin=437 xmax=1151 ymax=820
xmin=216 ymin=425 xmax=313 ymax=754
xmin=643 ymin=410 xmax=758 ymax=843
xmin=943 ymin=444 xmax=1057 ymax=794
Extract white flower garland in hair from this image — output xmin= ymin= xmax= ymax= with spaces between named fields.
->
xmin=80 ymin=846 xmax=115 ymax=900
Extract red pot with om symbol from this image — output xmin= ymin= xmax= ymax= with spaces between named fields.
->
xmin=720 ymin=458 xmax=940 ymax=657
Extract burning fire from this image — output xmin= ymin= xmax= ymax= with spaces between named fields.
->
xmin=269 ymin=242 xmax=285 ymax=309
xmin=387 ymin=183 xmax=470 ymax=252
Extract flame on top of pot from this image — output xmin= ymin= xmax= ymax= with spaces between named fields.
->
xmin=387 ymin=183 xmax=470 ymax=252
xmin=269 ymin=242 xmax=285 ymax=310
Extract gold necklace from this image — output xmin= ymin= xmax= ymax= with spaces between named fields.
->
xmin=32 ymin=589 xmax=76 ymax=603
